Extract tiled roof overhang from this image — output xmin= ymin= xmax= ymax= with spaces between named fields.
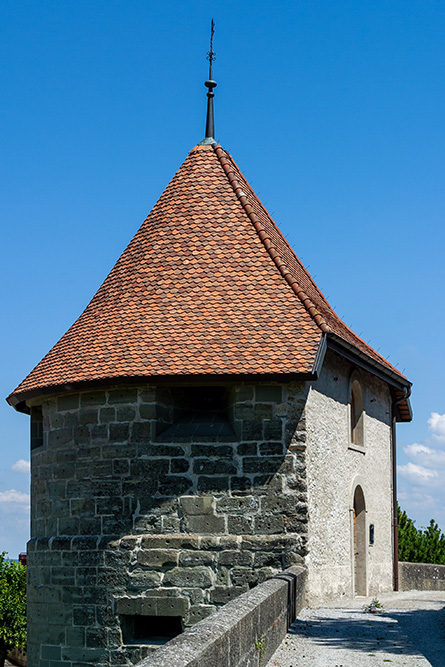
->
xmin=7 ymin=142 xmax=412 ymax=421
xmin=326 ymin=333 xmax=412 ymax=422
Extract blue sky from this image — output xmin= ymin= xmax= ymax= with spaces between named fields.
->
xmin=1 ymin=0 xmax=444 ymax=556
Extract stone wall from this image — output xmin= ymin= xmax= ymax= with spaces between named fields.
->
xmin=304 ymin=349 xmax=394 ymax=603
xmin=27 ymin=381 xmax=308 ymax=666
xmin=399 ymin=562 xmax=445 ymax=591
xmin=133 ymin=566 xmax=306 ymax=667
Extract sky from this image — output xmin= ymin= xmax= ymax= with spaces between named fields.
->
xmin=1 ymin=0 xmax=444 ymax=557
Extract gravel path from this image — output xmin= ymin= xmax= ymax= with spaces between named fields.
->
xmin=267 ymin=591 xmax=445 ymax=666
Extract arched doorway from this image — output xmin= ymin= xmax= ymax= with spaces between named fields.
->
xmin=353 ymin=485 xmax=367 ymax=596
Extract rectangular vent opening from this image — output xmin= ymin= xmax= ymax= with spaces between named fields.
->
xmin=121 ymin=614 xmax=183 ymax=646
xmin=156 ymin=386 xmax=236 ymax=440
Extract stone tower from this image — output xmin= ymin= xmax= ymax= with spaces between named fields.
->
xmin=8 ymin=64 xmax=411 ymax=667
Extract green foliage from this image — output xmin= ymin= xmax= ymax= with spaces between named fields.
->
xmin=398 ymin=504 xmax=445 ymax=565
xmin=362 ymin=597 xmax=384 ymax=614
xmin=0 ymin=552 xmax=26 ymax=666
xmin=255 ymin=633 xmax=266 ymax=662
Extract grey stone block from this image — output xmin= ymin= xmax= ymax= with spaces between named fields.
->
xmin=137 ymin=549 xmax=178 ymax=568
xmin=243 ymin=456 xmax=283 ymax=474
xmin=99 ymin=407 xmax=115 ymax=423
xmin=156 ymin=596 xmax=189 ymax=616
xmin=171 ymin=458 xmax=190 ymax=473
xmin=254 ymin=403 xmax=273 ymax=419
xmin=235 ymin=386 xmax=254 ymax=401
xmin=86 ymin=628 xmax=108 ymax=648
xmin=73 ymin=606 xmax=96 ymax=626
xmin=57 ymin=394 xmax=79 ymax=411
xmin=116 ymin=597 xmax=142 ymax=615
xmin=41 ymin=645 xmax=62 ymax=660
xmin=128 ymin=569 xmax=163 ymax=589
xmin=256 ymin=386 xmax=282 ymax=402
xmin=216 ymin=496 xmax=259 ymax=514
xmin=178 ymin=550 xmax=215 ymax=567
xmin=49 ymin=413 xmax=64 ymax=428
xmin=139 ymin=403 xmax=156 ymax=419
xmin=142 ymin=535 xmax=199 ymax=550
xmin=109 ymin=422 xmax=130 ymax=442
xmin=197 ymin=476 xmax=229 ymax=492
xmin=61 ymin=646 xmax=105 ymax=663
xmin=236 ymin=442 xmax=257 ymax=456
xmin=180 ymin=495 xmax=213 ymax=516
xmin=117 ymin=407 xmax=136 ymax=422
xmin=264 ymin=419 xmax=283 ymax=440
xmin=260 ymin=441 xmax=285 ymax=456
xmin=218 ymin=550 xmax=253 ymax=566
xmin=254 ymin=514 xmax=285 ymax=534
xmin=113 ymin=459 xmax=130 ymax=475
xmin=234 ymin=403 xmax=254 ymax=420
xmin=191 ymin=445 xmax=233 ymax=457
xmin=193 ymin=459 xmax=237 ymax=475
xmin=188 ymin=605 xmax=216 ymax=624
xmin=48 ymin=428 xmax=74 ymax=447
xmin=241 ymin=420 xmax=263 ymax=440
xmin=185 ymin=514 xmax=225 ymax=535
xmin=138 ymin=443 xmax=184 ymax=457
xmin=80 ymin=391 xmax=107 ymax=407
xmin=227 ymin=515 xmax=254 ymax=534
xmin=230 ymin=567 xmax=259 ymax=588
xmin=159 ymin=476 xmax=193 ymax=496
xmin=163 ymin=566 xmax=213 ymax=588
xmin=66 ymin=626 xmax=86 ymax=647
xmin=162 ymin=516 xmax=181 ymax=532
xmin=108 ymin=388 xmax=138 ymax=404
xmin=209 ymin=585 xmax=248 ymax=605
xmin=79 ymin=409 xmax=98 ymax=425
xmin=90 ymin=424 xmax=108 ymax=441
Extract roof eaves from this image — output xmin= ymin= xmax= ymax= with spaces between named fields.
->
xmin=327 ymin=333 xmax=412 ymax=422
xmin=327 ymin=332 xmax=411 ymax=390
xmin=7 ymin=370 xmax=321 ymax=414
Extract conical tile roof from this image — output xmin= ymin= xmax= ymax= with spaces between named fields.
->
xmin=8 ymin=142 xmax=409 ymax=410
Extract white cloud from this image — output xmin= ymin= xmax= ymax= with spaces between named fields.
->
xmin=404 ymin=443 xmax=434 ymax=457
xmin=428 ymin=412 xmax=445 ymax=442
xmin=403 ymin=443 xmax=445 ymax=468
xmin=10 ymin=459 xmax=30 ymax=474
xmin=0 ymin=489 xmax=30 ymax=508
xmin=397 ymin=462 xmax=439 ymax=483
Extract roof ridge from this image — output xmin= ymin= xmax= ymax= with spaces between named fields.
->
xmin=213 ymin=144 xmax=331 ymax=334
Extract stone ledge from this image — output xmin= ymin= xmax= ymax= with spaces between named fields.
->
xmin=133 ymin=565 xmax=306 ymax=667
xmin=399 ymin=561 xmax=445 ymax=591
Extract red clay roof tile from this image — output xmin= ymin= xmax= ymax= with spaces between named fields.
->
xmin=9 ymin=142 xmax=406 ymax=405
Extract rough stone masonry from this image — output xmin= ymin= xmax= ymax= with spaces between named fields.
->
xmin=27 ymin=381 xmax=308 ymax=666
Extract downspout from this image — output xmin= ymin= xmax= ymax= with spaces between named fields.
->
xmin=391 ymin=386 xmax=411 ymax=591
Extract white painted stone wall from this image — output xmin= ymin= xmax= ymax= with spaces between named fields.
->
xmin=304 ymin=349 xmax=394 ymax=604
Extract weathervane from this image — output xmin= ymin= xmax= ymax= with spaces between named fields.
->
xmin=204 ymin=19 xmax=217 ymax=142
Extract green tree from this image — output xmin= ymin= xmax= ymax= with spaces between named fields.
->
xmin=398 ymin=504 xmax=445 ymax=565
xmin=0 ymin=552 xmax=26 ymax=667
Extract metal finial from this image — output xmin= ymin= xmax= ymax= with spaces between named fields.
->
xmin=207 ymin=19 xmax=215 ymax=72
xmin=203 ymin=19 xmax=217 ymax=143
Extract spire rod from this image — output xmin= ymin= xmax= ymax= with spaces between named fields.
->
xmin=204 ymin=19 xmax=217 ymax=143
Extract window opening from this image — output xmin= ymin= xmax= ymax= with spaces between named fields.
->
xmin=31 ymin=406 xmax=43 ymax=450
xmin=350 ymin=380 xmax=364 ymax=448
xmin=156 ymin=386 xmax=235 ymax=439
xmin=121 ymin=615 xmax=182 ymax=646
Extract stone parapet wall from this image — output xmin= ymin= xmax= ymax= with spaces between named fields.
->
xmin=134 ymin=566 xmax=306 ymax=667
xmin=399 ymin=561 xmax=445 ymax=591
